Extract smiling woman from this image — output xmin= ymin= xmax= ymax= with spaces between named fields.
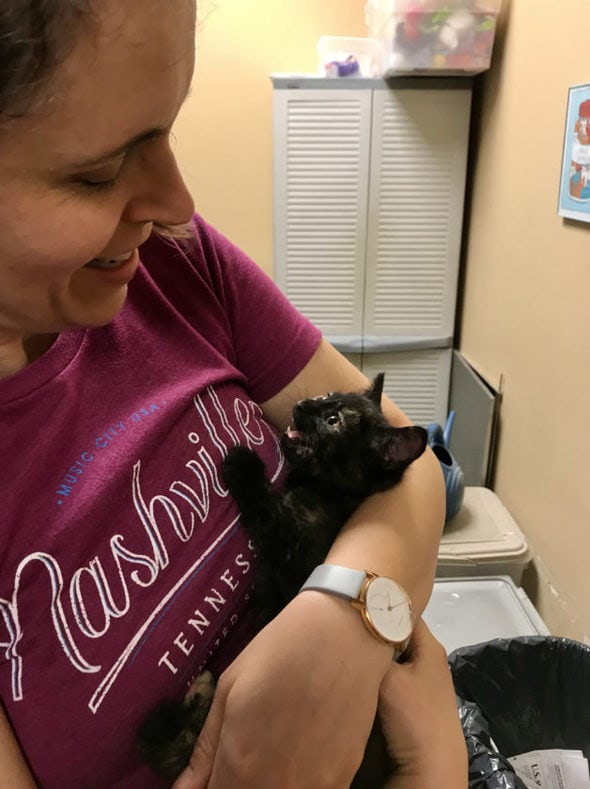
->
xmin=0 ymin=0 xmax=195 ymax=365
xmin=0 ymin=1 xmax=447 ymax=788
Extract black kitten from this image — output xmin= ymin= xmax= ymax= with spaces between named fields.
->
xmin=138 ymin=373 xmax=427 ymax=786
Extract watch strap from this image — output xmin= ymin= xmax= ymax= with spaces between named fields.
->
xmin=300 ymin=564 xmax=413 ymax=654
xmin=299 ymin=564 xmax=367 ymax=600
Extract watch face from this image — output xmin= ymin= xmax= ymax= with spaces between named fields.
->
xmin=364 ymin=577 xmax=412 ymax=644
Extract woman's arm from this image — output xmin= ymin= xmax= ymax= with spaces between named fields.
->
xmin=379 ymin=619 xmax=468 ymax=789
xmin=0 ymin=707 xmax=36 ymax=787
xmin=173 ymin=339 xmax=445 ymax=789
xmin=260 ymin=338 xmax=445 ymax=615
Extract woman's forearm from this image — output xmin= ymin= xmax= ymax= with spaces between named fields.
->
xmin=325 ymin=442 xmax=445 ymax=616
xmin=261 ymin=338 xmax=446 ymax=615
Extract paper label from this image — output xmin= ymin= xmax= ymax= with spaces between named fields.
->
xmin=509 ymin=749 xmax=590 ymax=789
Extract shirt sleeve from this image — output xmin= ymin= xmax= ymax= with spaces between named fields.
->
xmin=144 ymin=214 xmax=323 ymax=404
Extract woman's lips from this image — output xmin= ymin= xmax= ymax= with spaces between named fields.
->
xmin=84 ymin=251 xmax=134 ymax=270
xmin=83 ymin=248 xmax=140 ymax=285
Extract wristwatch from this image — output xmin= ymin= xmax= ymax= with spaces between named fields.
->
xmin=299 ymin=564 xmax=413 ymax=655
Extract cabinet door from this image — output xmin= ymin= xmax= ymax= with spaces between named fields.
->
xmin=364 ymin=88 xmax=471 ymax=348
xmin=273 ymin=89 xmax=372 ymax=349
xmin=362 ymin=348 xmax=452 ymax=425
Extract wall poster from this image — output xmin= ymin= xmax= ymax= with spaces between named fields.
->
xmin=559 ymin=83 xmax=590 ymax=222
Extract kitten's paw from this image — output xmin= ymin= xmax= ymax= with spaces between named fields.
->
xmin=185 ymin=669 xmax=216 ymax=708
xmin=222 ymin=445 xmax=266 ymax=490
xmin=137 ymin=670 xmax=217 ymax=780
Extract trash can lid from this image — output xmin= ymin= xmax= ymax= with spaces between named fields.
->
xmin=424 ymin=575 xmax=548 ymax=654
xmin=439 ymin=487 xmax=530 ymax=561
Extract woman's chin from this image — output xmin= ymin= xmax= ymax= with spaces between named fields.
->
xmin=63 ymin=284 xmax=130 ymax=330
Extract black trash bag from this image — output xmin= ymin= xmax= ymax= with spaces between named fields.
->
xmin=456 ymin=694 xmax=528 ymax=788
xmin=449 ymin=636 xmax=590 ymax=789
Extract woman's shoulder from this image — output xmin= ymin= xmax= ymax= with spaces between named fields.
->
xmin=137 ymin=212 xmax=282 ymax=320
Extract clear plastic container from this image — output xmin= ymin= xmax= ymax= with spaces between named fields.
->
xmin=365 ymin=0 xmax=502 ymax=75
xmin=317 ymin=36 xmax=381 ymax=78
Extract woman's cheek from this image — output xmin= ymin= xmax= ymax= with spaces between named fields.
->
xmin=37 ymin=213 xmax=122 ymax=269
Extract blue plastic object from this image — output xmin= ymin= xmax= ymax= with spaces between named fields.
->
xmin=426 ymin=411 xmax=464 ymax=522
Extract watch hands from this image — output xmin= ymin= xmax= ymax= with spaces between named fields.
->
xmin=372 ymin=602 xmax=407 ymax=613
xmin=386 ymin=594 xmax=406 ymax=612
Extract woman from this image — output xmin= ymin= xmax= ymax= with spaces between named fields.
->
xmin=0 ymin=1 xmax=446 ymax=786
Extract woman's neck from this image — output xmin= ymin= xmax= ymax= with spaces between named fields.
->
xmin=0 ymin=334 xmax=58 ymax=379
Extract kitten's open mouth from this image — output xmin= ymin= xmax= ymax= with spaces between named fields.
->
xmin=285 ymin=426 xmax=302 ymax=441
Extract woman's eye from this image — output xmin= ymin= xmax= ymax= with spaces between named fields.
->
xmin=72 ymin=159 xmax=126 ymax=193
xmin=76 ymin=175 xmax=119 ymax=193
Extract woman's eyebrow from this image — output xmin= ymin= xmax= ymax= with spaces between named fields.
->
xmin=71 ymin=127 xmax=165 ymax=168
xmin=70 ymin=78 xmax=193 ymax=169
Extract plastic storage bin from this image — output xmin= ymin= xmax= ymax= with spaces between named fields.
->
xmin=365 ymin=0 xmax=502 ymax=75
xmin=436 ymin=487 xmax=531 ymax=584
xmin=317 ymin=36 xmax=381 ymax=78
xmin=423 ymin=576 xmax=549 ymax=655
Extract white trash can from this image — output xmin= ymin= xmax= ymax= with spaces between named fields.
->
xmin=423 ymin=575 xmax=549 ymax=655
xmin=437 ymin=487 xmax=531 ymax=585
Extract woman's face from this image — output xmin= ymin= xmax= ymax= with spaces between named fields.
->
xmin=0 ymin=0 xmax=196 ymax=342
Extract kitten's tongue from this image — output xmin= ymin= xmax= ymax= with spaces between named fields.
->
xmin=285 ymin=426 xmax=302 ymax=440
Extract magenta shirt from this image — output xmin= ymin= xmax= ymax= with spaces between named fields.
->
xmin=0 ymin=215 xmax=322 ymax=787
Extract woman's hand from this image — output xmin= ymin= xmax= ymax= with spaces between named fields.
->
xmin=378 ymin=619 xmax=468 ymax=789
xmin=172 ymin=591 xmax=394 ymax=789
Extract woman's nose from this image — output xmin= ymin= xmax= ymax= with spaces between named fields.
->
xmin=123 ymin=139 xmax=195 ymax=227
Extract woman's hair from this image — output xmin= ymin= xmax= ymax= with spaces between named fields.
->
xmin=0 ymin=1 xmax=95 ymax=121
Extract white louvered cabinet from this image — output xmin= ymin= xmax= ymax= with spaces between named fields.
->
xmin=272 ymin=77 xmax=471 ymax=424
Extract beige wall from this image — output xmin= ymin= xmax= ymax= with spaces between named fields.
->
xmin=462 ymin=0 xmax=590 ymax=641
xmin=175 ymin=2 xmax=590 ymax=641
xmin=174 ymin=1 xmax=365 ymax=274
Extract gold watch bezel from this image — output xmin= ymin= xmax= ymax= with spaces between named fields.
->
xmin=351 ymin=572 xmax=413 ymax=649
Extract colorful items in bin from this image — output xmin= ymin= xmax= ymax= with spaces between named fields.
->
xmin=569 ymin=99 xmax=590 ymax=201
xmin=393 ymin=5 xmax=498 ymax=72
xmin=365 ymin=0 xmax=501 ymax=74
xmin=426 ymin=410 xmax=464 ymax=522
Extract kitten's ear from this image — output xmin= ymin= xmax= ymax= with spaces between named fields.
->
xmin=380 ymin=426 xmax=427 ymax=468
xmin=367 ymin=373 xmax=385 ymax=408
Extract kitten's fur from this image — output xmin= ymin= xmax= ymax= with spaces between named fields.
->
xmin=138 ymin=374 xmax=427 ymax=786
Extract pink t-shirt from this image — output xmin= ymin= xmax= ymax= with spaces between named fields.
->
xmin=0 ymin=215 xmax=321 ymax=787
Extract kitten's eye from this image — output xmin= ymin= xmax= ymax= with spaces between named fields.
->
xmin=325 ymin=414 xmax=340 ymax=426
